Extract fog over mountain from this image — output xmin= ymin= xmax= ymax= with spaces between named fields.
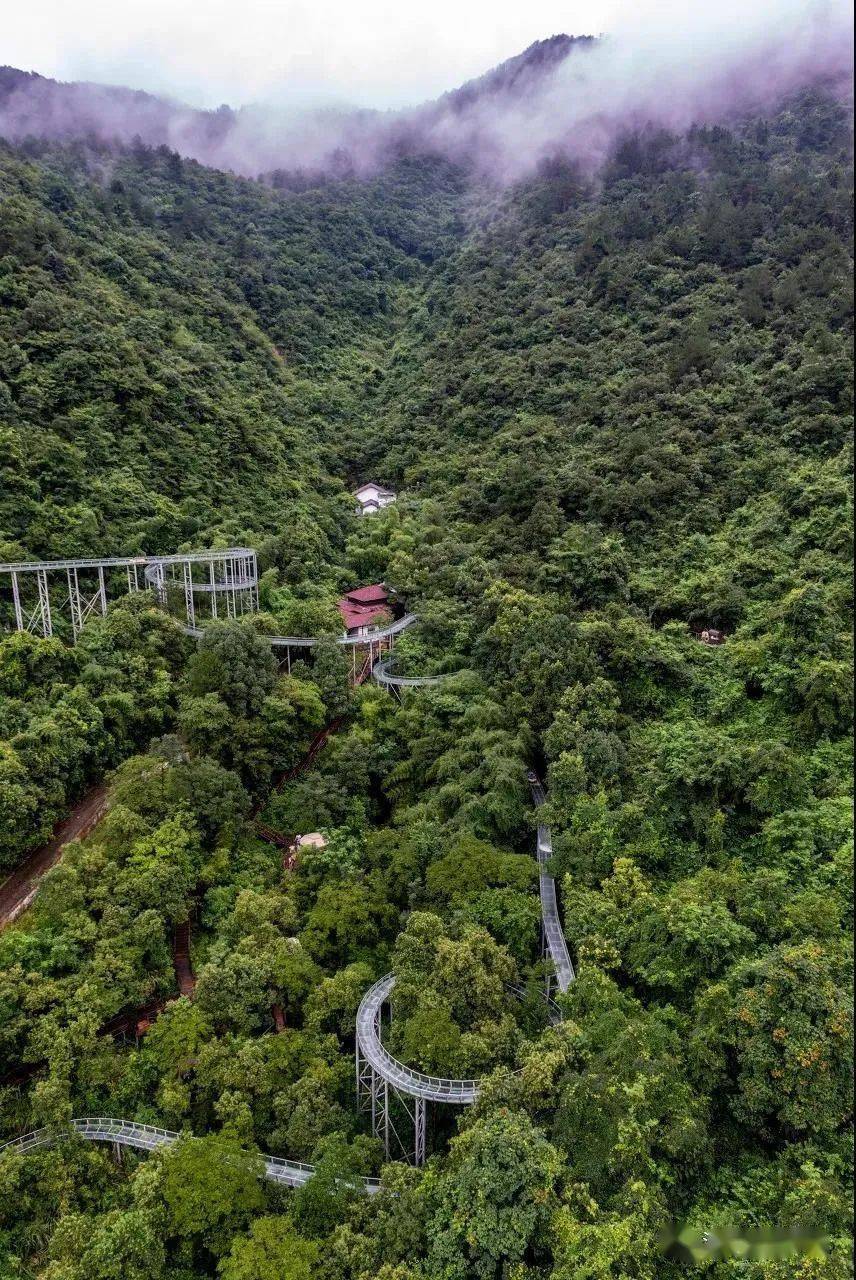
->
xmin=2 ymin=0 xmax=853 ymax=182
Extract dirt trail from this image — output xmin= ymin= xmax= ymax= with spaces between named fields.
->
xmin=172 ymin=921 xmax=196 ymax=998
xmin=0 ymin=784 xmax=109 ymax=929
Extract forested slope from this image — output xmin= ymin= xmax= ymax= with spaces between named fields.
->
xmin=0 ymin=138 xmax=466 ymax=562
xmin=0 ymin=79 xmax=852 ymax=1279
xmin=0 ymin=140 xmax=466 ymax=865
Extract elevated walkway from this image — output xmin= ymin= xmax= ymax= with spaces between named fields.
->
xmin=530 ymin=778 xmax=575 ymax=991
xmin=372 ymin=658 xmax=448 ymax=688
xmin=0 ymin=1118 xmax=381 ymax=1191
xmin=355 ymin=772 xmax=573 ymax=1161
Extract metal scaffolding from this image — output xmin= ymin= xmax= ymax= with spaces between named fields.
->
xmin=356 ymin=1009 xmax=427 ymax=1165
xmin=0 ymin=549 xmax=259 ymax=642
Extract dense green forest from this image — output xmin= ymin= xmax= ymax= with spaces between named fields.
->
xmin=0 ymin=80 xmax=852 ymax=1278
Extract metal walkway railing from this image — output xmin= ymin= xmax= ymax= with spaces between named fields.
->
xmin=0 ymin=1118 xmax=382 ymax=1192
xmin=357 ymin=975 xmax=480 ymax=1104
xmin=355 ymin=773 xmax=575 ymax=1115
xmin=1 ymin=762 xmax=574 ymax=1174
xmin=372 ymin=658 xmax=448 ymax=688
xmin=530 ymin=779 xmax=575 ymax=991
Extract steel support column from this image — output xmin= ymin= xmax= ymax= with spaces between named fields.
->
xmin=183 ymin=561 xmax=195 ymax=629
xmin=154 ymin=564 xmax=167 ymax=607
xmin=68 ymin=568 xmax=83 ymax=641
xmin=11 ymin=571 xmax=23 ymax=632
xmin=36 ymin=569 xmax=52 ymax=637
xmin=414 ymin=1098 xmax=426 ymax=1166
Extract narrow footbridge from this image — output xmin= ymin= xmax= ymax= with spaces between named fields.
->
xmin=0 ymin=1118 xmax=381 ymax=1193
xmin=530 ymin=778 xmax=575 ymax=991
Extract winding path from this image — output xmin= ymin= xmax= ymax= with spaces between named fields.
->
xmin=1 ymin=551 xmax=571 ymax=1175
xmin=371 ymin=658 xmax=448 ymax=689
xmin=2 ymin=774 xmax=573 ymax=1180
xmin=0 ymin=784 xmax=109 ymax=929
xmin=357 ymin=974 xmax=480 ymax=1105
xmin=0 ymin=1119 xmax=381 ymax=1193
xmin=353 ymin=771 xmax=573 ymax=1165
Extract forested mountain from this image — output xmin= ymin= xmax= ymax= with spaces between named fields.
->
xmin=0 ymin=43 xmax=852 ymax=1280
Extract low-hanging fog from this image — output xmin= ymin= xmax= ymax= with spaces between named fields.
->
xmin=1 ymin=0 xmax=852 ymax=181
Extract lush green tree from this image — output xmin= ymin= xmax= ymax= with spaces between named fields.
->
xmin=218 ymin=1216 xmax=320 ymax=1280
xmin=428 ymin=1108 xmax=562 ymax=1278
xmin=158 ymin=1135 xmax=264 ymax=1239
xmin=187 ymin=622 xmax=277 ymax=719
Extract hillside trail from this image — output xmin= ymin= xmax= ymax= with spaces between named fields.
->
xmin=1 ymin=652 xmax=371 ymax=1092
xmin=0 ymin=784 xmax=109 ymax=929
xmin=0 ymin=632 xmax=380 ymax=930
xmin=0 ymin=691 xmax=348 ymax=1087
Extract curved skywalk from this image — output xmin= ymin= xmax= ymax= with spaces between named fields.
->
xmin=372 ymin=658 xmax=448 ymax=688
xmin=0 ymin=1118 xmax=382 ymax=1193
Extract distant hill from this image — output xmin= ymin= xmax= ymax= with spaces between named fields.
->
xmin=0 ymin=38 xmax=598 ymax=179
xmin=0 ymin=25 xmax=849 ymax=183
xmin=440 ymin=34 xmax=594 ymax=112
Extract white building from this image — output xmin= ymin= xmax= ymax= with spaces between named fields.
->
xmin=354 ymin=482 xmax=396 ymax=515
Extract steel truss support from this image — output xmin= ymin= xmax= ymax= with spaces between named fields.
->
xmin=182 ymin=561 xmax=195 ymax=629
xmin=154 ymin=563 xmax=167 ymax=607
xmin=223 ymin=557 xmax=236 ymax=619
xmin=356 ymin=1057 xmax=426 ymax=1165
xmin=36 ymin=569 xmax=52 ymax=638
xmin=541 ymin=921 xmax=557 ymax=1000
xmin=10 ymin=571 xmax=22 ymax=631
xmin=67 ymin=567 xmax=110 ymax=640
xmin=67 ymin=568 xmax=83 ymax=640
xmin=355 ymin=1003 xmax=427 ymax=1166
xmin=3 ymin=550 xmax=259 ymax=643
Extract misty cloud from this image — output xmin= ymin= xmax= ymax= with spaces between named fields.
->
xmin=0 ymin=0 xmax=852 ymax=183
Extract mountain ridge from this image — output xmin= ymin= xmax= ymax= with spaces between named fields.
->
xmin=0 ymin=39 xmax=595 ymax=179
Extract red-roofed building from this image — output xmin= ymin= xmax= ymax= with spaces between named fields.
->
xmin=337 ymin=583 xmax=393 ymax=636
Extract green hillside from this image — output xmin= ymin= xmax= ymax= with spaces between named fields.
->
xmin=0 ymin=84 xmax=852 ymax=1279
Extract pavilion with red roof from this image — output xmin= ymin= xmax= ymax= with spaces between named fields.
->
xmin=336 ymin=583 xmax=393 ymax=636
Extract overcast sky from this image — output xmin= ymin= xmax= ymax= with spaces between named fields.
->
xmin=4 ymin=0 xmax=624 ymax=109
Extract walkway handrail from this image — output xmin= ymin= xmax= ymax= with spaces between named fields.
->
xmin=270 ymin=613 xmax=419 ymax=649
xmin=357 ymin=975 xmax=480 ymax=1103
xmin=530 ymin=779 xmax=575 ymax=991
xmin=355 ymin=774 xmax=575 ymax=1109
xmin=372 ymin=658 xmax=448 ymax=688
xmin=0 ymin=1118 xmax=382 ymax=1192
xmin=182 ymin=612 xmax=419 ymax=649
xmin=0 ymin=556 xmax=149 ymax=573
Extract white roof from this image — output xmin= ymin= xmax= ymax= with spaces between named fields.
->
xmin=296 ymin=832 xmax=327 ymax=848
xmin=355 ymin=483 xmax=395 ymax=500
